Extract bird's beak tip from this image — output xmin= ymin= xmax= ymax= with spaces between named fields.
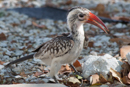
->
xmin=86 ymin=12 xmax=109 ymax=34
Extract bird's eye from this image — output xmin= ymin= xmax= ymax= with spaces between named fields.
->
xmin=79 ymin=14 xmax=84 ymax=18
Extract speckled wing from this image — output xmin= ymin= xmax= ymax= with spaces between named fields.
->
xmin=33 ymin=34 xmax=74 ymax=59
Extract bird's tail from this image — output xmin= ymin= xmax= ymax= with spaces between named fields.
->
xmin=5 ymin=54 xmax=34 ymax=67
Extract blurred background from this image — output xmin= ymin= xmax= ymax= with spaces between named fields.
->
xmin=0 ymin=0 xmax=130 ymax=84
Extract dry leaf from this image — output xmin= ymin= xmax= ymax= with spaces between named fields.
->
xmin=11 ymin=40 xmax=17 ymax=43
xmin=20 ymin=71 xmax=27 ymax=77
xmin=60 ymin=0 xmax=72 ymax=5
xmin=27 ymin=44 xmax=32 ymax=49
xmin=121 ymin=62 xmax=130 ymax=76
xmin=90 ymin=74 xmax=101 ymax=86
xmin=78 ymin=56 xmax=83 ymax=60
xmin=88 ymin=41 xmax=94 ymax=47
xmin=0 ymin=61 xmax=5 ymax=65
xmin=0 ymin=33 xmax=6 ymax=41
xmin=128 ymin=72 xmax=130 ymax=79
xmin=12 ymin=81 xmax=20 ymax=84
xmin=110 ymin=38 xmax=130 ymax=46
xmin=122 ymin=76 xmax=130 ymax=84
xmin=32 ymin=21 xmax=46 ymax=28
xmin=65 ymin=0 xmax=72 ymax=5
xmin=72 ymin=60 xmax=82 ymax=72
xmin=59 ymin=64 xmax=72 ymax=75
xmin=67 ymin=77 xmax=80 ymax=84
xmin=45 ymin=0 xmax=59 ymax=8
xmin=73 ymin=60 xmax=81 ymax=68
xmin=66 ymin=64 xmax=71 ymax=70
xmin=110 ymin=68 xmax=123 ymax=83
xmin=90 ymin=74 xmax=107 ymax=86
xmin=91 ymin=83 xmax=102 ymax=86
xmin=121 ymin=62 xmax=130 ymax=84
xmin=42 ymin=70 xmax=49 ymax=74
xmin=65 ymin=76 xmax=81 ymax=87
xmin=120 ymin=35 xmax=130 ymax=40
xmin=34 ymin=72 xmax=44 ymax=77
xmin=11 ymin=23 xmax=19 ymax=27
xmin=120 ymin=46 xmax=130 ymax=59
xmin=111 ymin=16 xmax=130 ymax=22
xmin=46 ymin=34 xmax=57 ymax=38
xmin=90 ymin=4 xmax=110 ymax=18
xmin=107 ymin=73 xmax=114 ymax=83
xmin=99 ymin=74 xmax=107 ymax=84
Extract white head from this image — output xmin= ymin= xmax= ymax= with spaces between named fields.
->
xmin=67 ymin=7 xmax=109 ymax=34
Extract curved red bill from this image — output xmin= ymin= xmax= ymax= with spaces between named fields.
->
xmin=86 ymin=12 xmax=109 ymax=34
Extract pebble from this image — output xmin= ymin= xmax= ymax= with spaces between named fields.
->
xmin=42 ymin=78 xmax=49 ymax=83
xmin=15 ymin=75 xmax=22 ymax=78
xmin=114 ymin=33 xmax=125 ymax=36
xmin=100 ymin=84 xmax=109 ymax=87
xmin=115 ymin=23 xmax=122 ymax=28
xmin=0 ymin=65 xmax=4 ymax=70
xmin=49 ymin=78 xmax=55 ymax=83
xmin=82 ymin=54 xmax=123 ymax=79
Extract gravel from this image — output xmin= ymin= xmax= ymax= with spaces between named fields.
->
xmin=0 ymin=0 xmax=130 ymax=85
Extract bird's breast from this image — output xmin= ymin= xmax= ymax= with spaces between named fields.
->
xmin=60 ymin=39 xmax=84 ymax=64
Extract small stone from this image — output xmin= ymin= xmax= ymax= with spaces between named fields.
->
xmin=90 ymin=51 xmax=97 ymax=56
xmin=100 ymin=84 xmax=109 ymax=87
xmin=17 ymin=79 xmax=24 ymax=83
xmin=114 ymin=33 xmax=125 ymax=36
xmin=115 ymin=23 xmax=122 ymax=28
xmin=0 ymin=65 xmax=4 ymax=70
xmin=39 ymin=74 xmax=47 ymax=78
xmin=15 ymin=50 xmax=24 ymax=55
xmin=49 ymin=78 xmax=55 ymax=83
xmin=42 ymin=78 xmax=49 ymax=83
xmin=32 ymin=1 xmax=42 ymax=7
xmin=15 ymin=75 xmax=22 ymax=78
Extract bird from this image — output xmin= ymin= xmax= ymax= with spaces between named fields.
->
xmin=5 ymin=7 xmax=109 ymax=82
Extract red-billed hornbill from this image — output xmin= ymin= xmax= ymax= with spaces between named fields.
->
xmin=5 ymin=7 xmax=109 ymax=82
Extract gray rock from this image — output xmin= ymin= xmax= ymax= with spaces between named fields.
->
xmin=82 ymin=54 xmax=123 ymax=79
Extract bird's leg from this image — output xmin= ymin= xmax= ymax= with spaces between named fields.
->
xmin=50 ymin=59 xmax=62 ymax=83
xmin=69 ymin=64 xmax=78 ymax=73
xmin=69 ymin=64 xmax=84 ymax=78
xmin=53 ymin=76 xmax=58 ymax=83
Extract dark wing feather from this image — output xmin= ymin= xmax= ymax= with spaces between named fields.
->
xmin=34 ymin=34 xmax=74 ymax=59
xmin=32 ymin=43 xmax=45 ymax=52
xmin=32 ymin=33 xmax=70 ymax=52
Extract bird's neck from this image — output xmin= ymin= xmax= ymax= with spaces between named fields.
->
xmin=70 ymin=23 xmax=85 ymax=42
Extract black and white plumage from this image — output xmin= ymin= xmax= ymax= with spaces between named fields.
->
xmin=34 ymin=34 xmax=73 ymax=58
xmin=5 ymin=7 xmax=109 ymax=79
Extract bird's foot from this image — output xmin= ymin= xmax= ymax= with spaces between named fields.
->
xmin=69 ymin=64 xmax=85 ymax=79
xmin=53 ymin=76 xmax=58 ymax=83
xmin=74 ymin=72 xmax=85 ymax=80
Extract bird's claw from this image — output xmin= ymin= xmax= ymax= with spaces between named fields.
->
xmin=53 ymin=76 xmax=59 ymax=83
